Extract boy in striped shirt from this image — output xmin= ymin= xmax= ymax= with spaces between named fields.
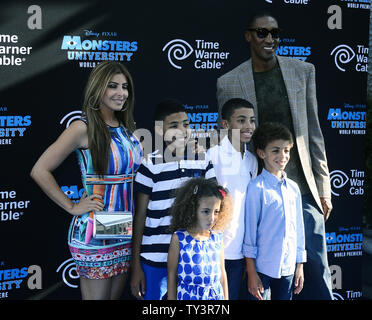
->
xmin=130 ymin=99 xmax=216 ymax=300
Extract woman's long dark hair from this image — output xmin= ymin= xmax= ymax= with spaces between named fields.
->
xmin=81 ymin=61 xmax=135 ymax=176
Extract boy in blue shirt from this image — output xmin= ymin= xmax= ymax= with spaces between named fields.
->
xmin=131 ymin=99 xmax=215 ymax=300
xmin=243 ymin=122 xmax=306 ymax=300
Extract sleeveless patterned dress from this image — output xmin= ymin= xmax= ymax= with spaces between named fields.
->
xmin=68 ymin=124 xmax=142 ymax=279
xmin=176 ymin=230 xmax=224 ymax=300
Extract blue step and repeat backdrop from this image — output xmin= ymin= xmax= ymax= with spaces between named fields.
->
xmin=0 ymin=0 xmax=370 ymax=300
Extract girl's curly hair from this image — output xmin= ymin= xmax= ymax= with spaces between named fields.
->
xmin=169 ymin=178 xmax=233 ymax=233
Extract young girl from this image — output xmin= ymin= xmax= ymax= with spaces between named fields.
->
xmin=167 ymin=178 xmax=232 ymax=300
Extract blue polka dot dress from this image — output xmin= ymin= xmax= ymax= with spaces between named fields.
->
xmin=175 ymin=229 xmax=224 ymax=300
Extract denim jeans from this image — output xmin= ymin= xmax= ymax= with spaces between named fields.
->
xmin=258 ymin=272 xmax=294 ymax=300
xmin=292 ymin=194 xmax=333 ymax=300
xmin=225 ymin=259 xmax=245 ymax=300
xmin=141 ymin=262 xmax=168 ymax=300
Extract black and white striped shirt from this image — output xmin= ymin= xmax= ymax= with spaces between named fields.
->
xmin=134 ymin=150 xmax=216 ymax=267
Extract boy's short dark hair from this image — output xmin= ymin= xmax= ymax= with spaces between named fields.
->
xmin=154 ymin=99 xmax=186 ymax=121
xmin=252 ymin=122 xmax=293 ymax=151
xmin=221 ymin=98 xmax=254 ymax=121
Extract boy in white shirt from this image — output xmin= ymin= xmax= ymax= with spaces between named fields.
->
xmin=207 ymin=98 xmax=257 ymax=299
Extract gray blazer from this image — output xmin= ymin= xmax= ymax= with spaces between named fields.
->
xmin=216 ymin=55 xmax=331 ymax=211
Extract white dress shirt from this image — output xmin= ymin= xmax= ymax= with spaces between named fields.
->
xmin=207 ymin=136 xmax=258 ymax=260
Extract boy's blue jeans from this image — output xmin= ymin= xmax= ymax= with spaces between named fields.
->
xmin=259 ymin=273 xmax=294 ymax=300
xmin=247 ymin=273 xmax=294 ymax=300
xmin=225 ymin=259 xmax=245 ymax=300
xmin=141 ymin=262 xmax=168 ymax=300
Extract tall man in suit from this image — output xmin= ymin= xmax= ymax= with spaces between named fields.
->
xmin=217 ymin=12 xmax=333 ymax=300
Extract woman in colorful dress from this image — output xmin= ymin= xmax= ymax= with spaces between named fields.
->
xmin=31 ymin=61 xmax=142 ymax=299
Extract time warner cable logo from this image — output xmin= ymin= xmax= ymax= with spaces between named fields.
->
xmin=60 ymin=110 xmax=82 ymax=128
xmin=162 ymin=39 xmax=230 ymax=70
xmin=330 ymin=44 xmax=368 ymax=72
xmin=330 ymin=169 xmax=364 ymax=196
xmin=162 ymin=39 xmax=194 ymax=69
